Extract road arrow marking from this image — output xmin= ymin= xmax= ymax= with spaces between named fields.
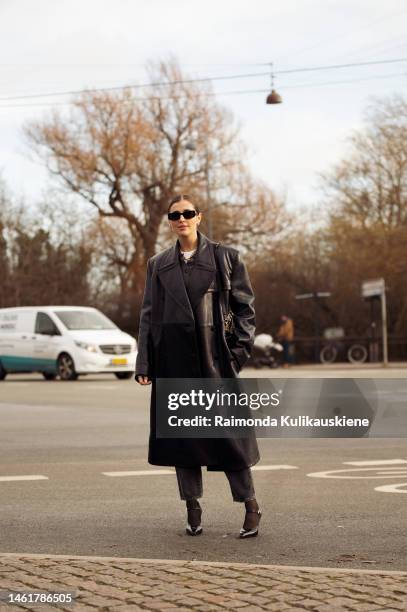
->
xmin=343 ymin=459 xmax=407 ymax=466
xmin=308 ymin=467 xmax=407 ymax=479
xmin=375 ymin=483 xmax=407 ymax=494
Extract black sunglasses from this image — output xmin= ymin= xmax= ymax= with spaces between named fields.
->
xmin=168 ymin=209 xmax=198 ymax=221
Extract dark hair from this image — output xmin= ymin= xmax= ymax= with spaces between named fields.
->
xmin=167 ymin=194 xmax=200 ymax=214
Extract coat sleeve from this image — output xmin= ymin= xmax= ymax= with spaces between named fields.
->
xmin=135 ymin=258 xmax=153 ymax=379
xmin=228 ymin=250 xmax=256 ymax=370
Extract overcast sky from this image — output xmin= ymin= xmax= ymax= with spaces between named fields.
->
xmin=1 ymin=0 xmax=406 ymax=210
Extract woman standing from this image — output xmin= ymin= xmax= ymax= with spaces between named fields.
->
xmin=135 ymin=195 xmax=261 ymax=538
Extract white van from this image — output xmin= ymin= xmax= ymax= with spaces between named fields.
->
xmin=0 ymin=306 xmax=137 ymax=381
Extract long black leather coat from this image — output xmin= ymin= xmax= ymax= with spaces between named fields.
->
xmin=135 ymin=230 xmax=260 ymax=471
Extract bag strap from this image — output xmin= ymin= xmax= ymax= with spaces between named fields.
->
xmin=214 ymin=243 xmax=230 ymax=312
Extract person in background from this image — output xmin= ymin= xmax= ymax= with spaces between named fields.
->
xmin=277 ymin=315 xmax=294 ymax=368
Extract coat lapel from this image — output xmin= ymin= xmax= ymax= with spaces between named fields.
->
xmin=157 ymin=231 xmax=217 ymax=319
xmin=188 ymin=231 xmax=217 ymax=310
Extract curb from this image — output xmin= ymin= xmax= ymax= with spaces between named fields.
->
xmin=2 ymin=552 xmax=407 ymax=576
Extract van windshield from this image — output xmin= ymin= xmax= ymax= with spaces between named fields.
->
xmin=54 ymin=310 xmax=117 ymax=331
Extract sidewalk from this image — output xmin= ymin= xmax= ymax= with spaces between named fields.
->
xmin=281 ymin=362 xmax=407 ymax=369
xmin=278 ymin=362 xmax=407 ymax=371
xmin=1 ymin=553 xmax=407 ymax=611
xmin=244 ymin=362 xmax=407 ymax=378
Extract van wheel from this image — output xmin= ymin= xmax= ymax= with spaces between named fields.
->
xmin=57 ymin=353 xmax=78 ymax=381
xmin=0 ymin=361 xmax=7 ymax=380
xmin=43 ymin=372 xmax=57 ymax=381
xmin=115 ymin=372 xmax=133 ymax=380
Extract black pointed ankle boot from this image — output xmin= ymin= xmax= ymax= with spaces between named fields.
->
xmin=186 ymin=499 xmax=202 ymax=536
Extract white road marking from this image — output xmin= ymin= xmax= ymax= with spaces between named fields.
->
xmin=102 ymin=470 xmax=175 ymax=477
xmin=375 ymin=483 xmax=407 ymax=494
xmin=83 ymin=385 xmax=117 ymax=390
xmin=376 ymin=470 xmax=407 ymax=475
xmin=343 ymin=459 xmax=407 ymax=466
xmin=102 ymin=465 xmax=298 ymax=477
xmin=252 ymin=465 xmax=298 ymax=471
xmin=0 ymin=475 xmax=48 ymax=482
xmin=308 ymin=467 xmax=407 ymax=479
xmin=3 ymin=383 xmax=29 ymax=387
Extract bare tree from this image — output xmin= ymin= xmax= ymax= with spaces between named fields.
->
xmin=0 ymin=177 xmax=11 ymax=307
xmin=0 ymin=181 xmax=93 ymax=308
xmin=319 ymin=95 xmax=407 ymax=335
xmin=24 ymin=61 xmax=246 ymax=292
xmin=321 ymin=94 xmax=407 ymax=229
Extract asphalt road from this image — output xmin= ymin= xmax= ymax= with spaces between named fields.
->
xmin=1 ymin=368 xmax=406 ymax=571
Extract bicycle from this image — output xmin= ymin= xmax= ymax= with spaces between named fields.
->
xmin=320 ymin=340 xmax=368 ymax=364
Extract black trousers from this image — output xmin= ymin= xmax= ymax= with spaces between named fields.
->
xmin=175 ymin=466 xmax=256 ymax=502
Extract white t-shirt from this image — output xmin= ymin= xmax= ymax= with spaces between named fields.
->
xmin=180 ymin=249 xmax=196 ymax=262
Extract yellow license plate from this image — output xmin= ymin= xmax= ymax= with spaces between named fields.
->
xmin=111 ymin=358 xmax=128 ymax=366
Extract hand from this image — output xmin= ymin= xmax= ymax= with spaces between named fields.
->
xmin=136 ymin=375 xmax=151 ymax=385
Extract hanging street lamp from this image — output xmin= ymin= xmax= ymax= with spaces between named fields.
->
xmin=266 ymin=62 xmax=282 ymax=104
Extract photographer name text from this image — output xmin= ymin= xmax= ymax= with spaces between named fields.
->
xmin=167 ymin=415 xmax=370 ymax=428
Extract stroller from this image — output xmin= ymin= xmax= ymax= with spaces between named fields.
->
xmin=251 ymin=334 xmax=283 ymax=369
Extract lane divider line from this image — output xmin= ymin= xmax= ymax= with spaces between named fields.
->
xmin=102 ymin=465 xmax=298 ymax=477
xmin=0 ymin=475 xmax=49 ymax=482
xmin=2 ymin=383 xmax=29 ymax=387
xmin=252 ymin=464 xmax=298 ymax=471
xmin=83 ymin=385 xmax=117 ymax=390
xmin=102 ymin=470 xmax=175 ymax=477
